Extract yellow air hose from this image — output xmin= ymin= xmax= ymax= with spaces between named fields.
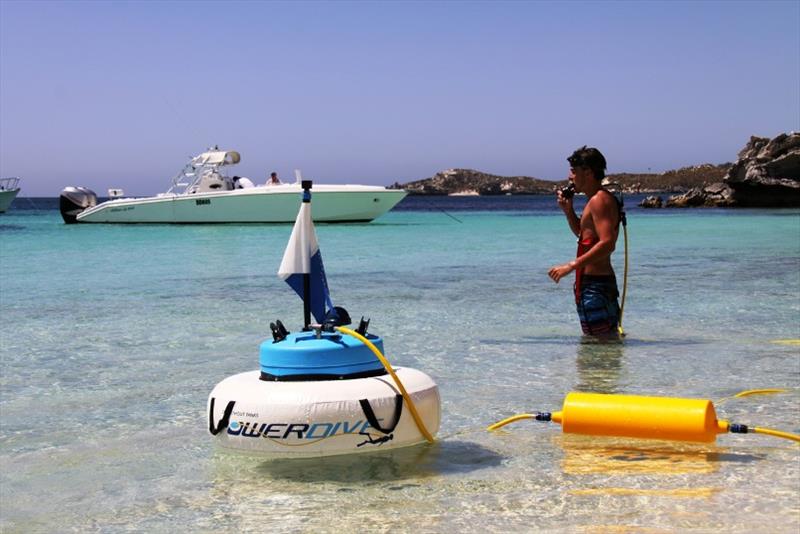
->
xmin=335 ymin=326 xmax=435 ymax=444
xmin=771 ymin=339 xmax=800 ymax=346
xmin=601 ymin=182 xmax=628 ymax=337
xmin=716 ymin=388 xmax=788 ymax=405
xmin=617 ymin=222 xmax=629 ymax=336
xmin=487 ymin=413 xmax=536 ymax=431
xmin=752 ymin=427 xmax=800 ymax=442
xmin=733 ymin=388 xmax=788 ymax=398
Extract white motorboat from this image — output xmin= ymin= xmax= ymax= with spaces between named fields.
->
xmin=59 ymin=148 xmax=406 ymax=224
xmin=0 ymin=177 xmax=21 ymax=213
xmin=448 ymin=190 xmax=480 ymax=197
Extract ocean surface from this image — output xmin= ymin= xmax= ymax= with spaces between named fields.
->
xmin=1 ymin=195 xmax=799 ymax=533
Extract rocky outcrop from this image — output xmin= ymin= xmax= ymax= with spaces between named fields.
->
xmin=395 ymin=135 xmax=799 ymax=205
xmin=639 ymin=195 xmax=663 ymax=208
xmin=396 ymin=166 xmax=728 ymax=196
xmin=665 ymin=133 xmax=800 ymax=207
xmin=613 ymin=164 xmax=731 ymax=194
xmin=665 ymin=183 xmax=736 ymax=207
xmin=398 ymin=168 xmax=555 ymax=196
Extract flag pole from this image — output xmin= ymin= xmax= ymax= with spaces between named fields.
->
xmin=302 ymin=180 xmax=312 ymax=330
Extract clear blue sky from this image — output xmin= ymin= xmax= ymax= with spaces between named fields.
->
xmin=1 ymin=0 xmax=798 ymax=196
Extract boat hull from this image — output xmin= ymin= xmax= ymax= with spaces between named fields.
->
xmin=208 ymin=367 xmax=440 ymax=457
xmin=0 ymin=188 xmax=19 ymax=213
xmin=74 ymin=185 xmax=406 ymax=223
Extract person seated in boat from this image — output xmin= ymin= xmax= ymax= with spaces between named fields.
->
xmin=233 ymin=176 xmax=255 ymax=189
xmin=548 ymin=146 xmax=622 ymax=338
xmin=267 ymin=172 xmax=281 ymax=185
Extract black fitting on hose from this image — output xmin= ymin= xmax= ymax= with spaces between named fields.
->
xmin=535 ymin=412 xmax=552 ymax=422
xmin=729 ymin=423 xmax=749 ymax=434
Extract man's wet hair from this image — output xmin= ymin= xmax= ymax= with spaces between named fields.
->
xmin=567 ymin=146 xmax=606 ymax=181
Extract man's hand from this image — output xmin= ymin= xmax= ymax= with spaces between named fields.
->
xmin=548 ymin=261 xmax=576 ymax=283
xmin=556 ymin=189 xmax=573 ymax=214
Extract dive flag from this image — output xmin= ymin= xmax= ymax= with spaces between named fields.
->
xmin=277 ymin=200 xmax=333 ymax=323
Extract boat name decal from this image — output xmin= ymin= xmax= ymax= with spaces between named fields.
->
xmin=196 ymin=198 xmax=211 ymax=206
xmin=226 ymin=419 xmax=383 ymax=440
xmin=109 ymin=206 xmax=134 ymax=213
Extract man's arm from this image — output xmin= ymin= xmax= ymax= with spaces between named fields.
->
xmin=557 ymin=190 xmax=580 ymax=237
xmin=548 ymin=190 xmax=580 ymax=283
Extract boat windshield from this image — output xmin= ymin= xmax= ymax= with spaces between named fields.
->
xmin=165 ymin=149 xmax=242 ymax=195
xmin=0 ymin=177 xmax=20 ymax=191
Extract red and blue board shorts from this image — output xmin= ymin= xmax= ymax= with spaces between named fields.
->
xmin=575 ymin=275 xmax=620 ymax=337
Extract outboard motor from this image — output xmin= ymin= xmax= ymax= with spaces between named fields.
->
xmin=60 ymin=186 xmax=97 ymax=224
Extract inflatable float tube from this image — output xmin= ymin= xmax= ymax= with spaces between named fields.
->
xmin=208 ymin=330 xmax=440 ymax=457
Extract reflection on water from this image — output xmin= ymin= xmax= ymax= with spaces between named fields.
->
xmin=557 ymin=436 xmax=768 ymax=522
xmin=559 ymin=437 xmax=763 ymax=477
xmin=511 ymin=335 xmax=707 ymax=347
xmin=574 ymin=338 xmax=625 ymax=393
xmin=570 ymin=486 xmax=722 ymax=498
xmin=212 ymin=440 xmax=504 ymax=485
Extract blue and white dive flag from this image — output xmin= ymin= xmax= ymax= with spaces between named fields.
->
xmin=277 ymin=198 xmax=333 ymax=324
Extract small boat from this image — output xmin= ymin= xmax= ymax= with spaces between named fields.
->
xmin=59 ymin=148 xmax=406 ymax=224
xmin=448 ymin=189 xmax=480 ymax=197
xmin=207 ymin=181 xmax=440 ymax=457
xmin=0 ymin=177 xmax=21 ymax=213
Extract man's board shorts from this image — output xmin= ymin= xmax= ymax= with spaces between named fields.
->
xmin=574 ymin=274 xmax=620 ymax=336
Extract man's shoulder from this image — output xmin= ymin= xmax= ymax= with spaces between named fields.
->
xmin=590 ymin=189 xmax=618 ymax=206
xmin=587 ymin=190 xmax=619 ymax=217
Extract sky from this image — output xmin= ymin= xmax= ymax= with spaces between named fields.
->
xmin=1 ymin=0 xmax=798 ymax=197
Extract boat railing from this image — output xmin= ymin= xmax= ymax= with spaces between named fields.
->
xmin=165 ymin=159 xmax=230 ymax=195
xmin=0 ymin=177 xmax=20 ymax=191
xmin=166 ymin=162 xmax=204 ymax=195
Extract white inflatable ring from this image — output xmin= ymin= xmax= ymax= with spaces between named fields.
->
xmin=208 ymin=367 xmax=440 ymax=457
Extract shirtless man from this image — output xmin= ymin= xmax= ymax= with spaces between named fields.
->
xmin=548 ymin=146 xmax=621 ymax=337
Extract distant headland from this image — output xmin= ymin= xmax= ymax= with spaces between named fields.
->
xmin=390 ymin=133 xmax=799 ymax=208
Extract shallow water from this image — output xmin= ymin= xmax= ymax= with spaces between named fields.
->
xmin=1 ymin=198 xmax=799 ymax=532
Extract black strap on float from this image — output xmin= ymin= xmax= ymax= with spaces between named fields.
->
xmin=208 ymin=397 xmax=236 ymax=436
xmin=359 ymin=394 xmax=403 ymax=435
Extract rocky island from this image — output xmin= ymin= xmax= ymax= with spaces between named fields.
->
xmin=656 ymin=132 xmax=799 ymax=208
xmin=394 ymin=168 xmax=557 ymax=196
xmin=391 ymin=133 xmax=799 ymax=208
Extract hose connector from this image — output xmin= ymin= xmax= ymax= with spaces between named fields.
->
xmin=535 ymin=412 xmax=552 ymax=422
xmin=729 ymin=423 xmax=749 ymax=434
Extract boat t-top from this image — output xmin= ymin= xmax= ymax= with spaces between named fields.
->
xmin=59 ymin=148 xmax=406 ymax=224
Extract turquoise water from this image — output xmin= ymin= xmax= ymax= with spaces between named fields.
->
xmin=1 ymin=200 xmax=799 ymax=532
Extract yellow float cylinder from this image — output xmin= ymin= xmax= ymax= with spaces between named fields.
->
xmin=554 ymin=392 xmax=729 ymax=443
